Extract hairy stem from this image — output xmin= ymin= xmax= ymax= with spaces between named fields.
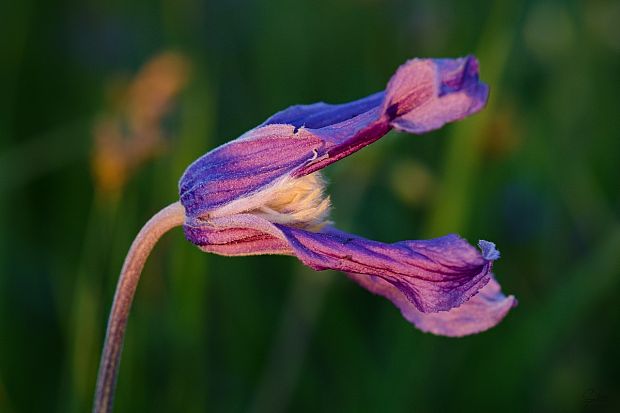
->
xmin=93 ymin=201 xmax=185 ymax=413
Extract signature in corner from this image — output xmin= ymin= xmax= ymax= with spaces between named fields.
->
xmin=582 ymin=388 xmax=608 ymax=407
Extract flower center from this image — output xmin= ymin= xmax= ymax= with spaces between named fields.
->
xmin=251 ymin=172 xmax=331 ymax=230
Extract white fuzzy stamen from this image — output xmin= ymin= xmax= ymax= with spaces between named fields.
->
xmin=251 ymin=173 xmax=332 ymax=230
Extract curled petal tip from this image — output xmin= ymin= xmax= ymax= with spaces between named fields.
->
xmin=385 ymin=57 xmax=489 ymax=134
xmin=348 ymin=272 xmax=515 ymax=337
xmin=478 ymin=240 xmax=500 ymax=261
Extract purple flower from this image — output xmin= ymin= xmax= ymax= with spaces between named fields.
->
xmin=179 ymin=56 xmax=515 ymax=337
xmin=93 ymin=55 xmax=518 ymax=413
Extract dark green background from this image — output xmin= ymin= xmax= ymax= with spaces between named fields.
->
xmin=1 ymin=0 xmax=619 ymax=412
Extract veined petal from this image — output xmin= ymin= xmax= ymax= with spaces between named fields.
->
xmin=184 ymin=214 xmax=292 ymax=256
xmin=385 ymin=56 xmax=489 ymax=134
xmin=184 ymin=215 xmax=494 ymax=314
xmin=179 ymin=125 xmax=323 ymax=217
xmin=348 ymin=272 xmax=516 ymax=337
xmin=261 ymin=91 xmax=385 ymax=129
xmin=179 ymin=56 xmax=488 ymax=215
xmin=294 ymin=56 xmax=489 ymax=175
xmin=277 ymin=226 xmax=492 ymax=313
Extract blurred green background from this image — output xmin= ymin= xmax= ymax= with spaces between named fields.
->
xmin=1 ymin=0 xmax=619 ymax=412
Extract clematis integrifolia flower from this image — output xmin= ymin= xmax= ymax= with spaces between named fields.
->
xmin=93 ymin=56 xmax=515 ymax=413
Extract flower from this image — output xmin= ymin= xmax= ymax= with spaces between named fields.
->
xmin=93 ymin=55 xmax=518 ymax=413
xmin=178 ymin=56 xmax=515 ymax=337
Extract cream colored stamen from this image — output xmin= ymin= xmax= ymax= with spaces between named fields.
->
xmin=251 ymin=172 xmax=331 ymax=230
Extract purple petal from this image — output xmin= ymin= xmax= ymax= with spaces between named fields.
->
xmin=184 ymin=215 xmax=292 ymax=256
xmin=179 ymin=125 xmax=323 ymax=217
xmin=348 ymin=272 xmax=516 ymax=337
xmin=478 ymin=240 xmax=500 ymax=261
xmin=296 ymin=56 xmax=488 ymax=175
xmin=184 ymin=215 xmax=494 ymax=314
xmin=384 ymin=56 xmax=489 ymax=134
xmin=261 ymin=91 xmax=385 ymax=129
xmin=179 ymin=57 xmax=488 ymax=216
xmin=276 ymin=226 xmax=492 ymax=313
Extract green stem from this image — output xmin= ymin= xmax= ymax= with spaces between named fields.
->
xmin=93 ymin=201 xmax=185 ymax=413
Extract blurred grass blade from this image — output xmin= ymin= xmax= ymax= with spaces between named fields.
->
xmin=425 ymin=0 xmax=523 ymax=236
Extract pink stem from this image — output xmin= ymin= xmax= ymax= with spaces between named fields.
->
xmin=93 ymin=201 xmax=185 ymax=413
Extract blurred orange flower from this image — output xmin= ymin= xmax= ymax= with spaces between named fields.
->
xmin=92 ymin=52 xmax=191 ymax=195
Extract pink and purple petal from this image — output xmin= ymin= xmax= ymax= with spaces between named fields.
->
xmin=348 ymin=272 xmax=516 ymax=337
xmin=184 ymin=214 xmax=292 ymax=256
xmin=261 ymin=91 xmax=385 ymax=129
xmin=179 ymin=56 xmax=489 ymax=216
xmin=295 ymin=56 xmax=489 ymax=174
xmin=275 ymin=226 xmax=493 ymax=313
xmin=385 ymin=56 xmax=489 ymax=134
xmin=184 ymin=215 xmax=496 ymax=315
xmin=179 ymin=125 xmax=323 ymax=217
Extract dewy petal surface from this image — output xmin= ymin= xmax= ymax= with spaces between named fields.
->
xmin=179 ymin=56 xmax=488 ymax=217
xmin=184 ymin=215 xmax=494 ymax=314
xmin=347 ymin=272 xmax=516 ymax=337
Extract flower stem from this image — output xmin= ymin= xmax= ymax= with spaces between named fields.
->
xmin=93 ymin=201 xmax=185 ymax=413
